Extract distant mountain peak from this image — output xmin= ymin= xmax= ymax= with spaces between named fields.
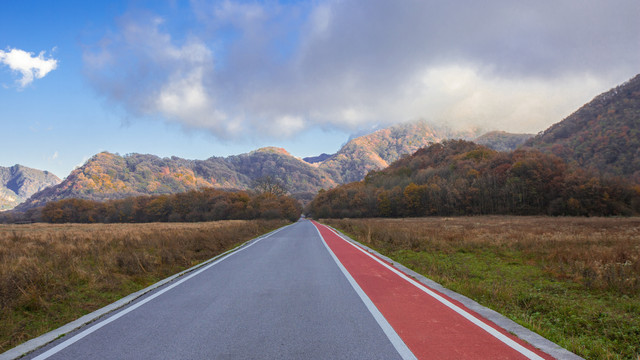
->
xmin=303 ymin=153 xmax=334 ymax=164
xmin=1 ymin=164 xmax=61 ymax=210
xmin=252 ymin=147 xmax=292 ymax=156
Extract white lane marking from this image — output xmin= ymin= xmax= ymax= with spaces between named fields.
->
xmin=312 ymin=224 xmax=417 ymax=360
xmin=321 ymin=224 xmax=546 ymax=360
xmin=31 ymin=225 xmax=289 ymax=360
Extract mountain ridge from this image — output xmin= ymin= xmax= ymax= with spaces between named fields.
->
xmin=15 ymin=149 xmax=336 ymax=210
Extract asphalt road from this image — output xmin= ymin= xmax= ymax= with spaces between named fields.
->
xmin=24 ymin=220 xmax=407 ymax=360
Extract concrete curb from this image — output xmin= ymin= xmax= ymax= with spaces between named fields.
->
xmin=0 ymin=225 xmax=288 ymax=360
xmin=324 ymin=224 xmax=585 ymax=360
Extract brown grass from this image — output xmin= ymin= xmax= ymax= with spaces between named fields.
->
xmin=322 ymin=216 xmax=640 ymax=359
xmin=0 ymin=220 xmax=288 ymax=352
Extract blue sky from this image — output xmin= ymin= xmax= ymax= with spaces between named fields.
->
xmin=1 ymin=0 xmax=639 ymax=178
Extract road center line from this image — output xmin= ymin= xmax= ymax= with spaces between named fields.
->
xmin=317 ymin=222 xmax=545 ymax=360
xmin=312 ymin=223 xmax=417 ymax=360
xmin=31 ymin=225 xmax=289 ymax=360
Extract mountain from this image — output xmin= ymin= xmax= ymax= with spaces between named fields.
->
xmin=16 ymin=148 xmax=336 ymax=210
xmin=317 ymin=120 xmax=480 ymax=183
xmin=525 ymin=73 xmax=640 ymax=183
xmin=0 ymin=165 xmax=61 ymax=210
xmin=473 ymin=131 xmax=533 ymax=152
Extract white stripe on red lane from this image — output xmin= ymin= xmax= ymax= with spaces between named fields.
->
xmin=312 ymin=221 xmax=554 ymax=360
xmin=312 ymin=223 xmax=417 ymax=360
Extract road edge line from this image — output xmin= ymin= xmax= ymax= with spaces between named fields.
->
xmin=321 ymin=223 xmax=584 ymax=360
xmin=311 ymin=222 xmax=417 ymax=360
xmin=1 ymin=224 xmax=290 ymax=360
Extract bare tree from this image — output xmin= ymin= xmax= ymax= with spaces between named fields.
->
xmin=251 ymin=175 xmax=288 ymax=196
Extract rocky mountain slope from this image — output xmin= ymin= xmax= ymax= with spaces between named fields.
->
xmin=0 ymin=165 xmax=61 ymax=210
xmin=317 ymin=120 xmax=479 ymax=183
xmin=525 ymin=73 xmax=640 ymax=182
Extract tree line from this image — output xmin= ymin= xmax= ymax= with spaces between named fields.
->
xmin=38 ymin=187 xmax=302 ymax=223
xmin=308 ymin=140 xmax=640 ymax=218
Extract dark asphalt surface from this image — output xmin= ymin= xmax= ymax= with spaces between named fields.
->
xmin=25 ymin=221 xmax=404 ymax=360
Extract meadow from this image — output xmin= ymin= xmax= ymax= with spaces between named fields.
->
xmin=322 ymin=217 xmax=640 ymax=360
xmin=0 ymin=220 xmax=288 ymax=352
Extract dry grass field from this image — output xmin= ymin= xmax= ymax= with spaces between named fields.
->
xmin=0 ymin=220 xmax=288 ymax=352
xmin=322 ymin=217 xmax=640 ymax=360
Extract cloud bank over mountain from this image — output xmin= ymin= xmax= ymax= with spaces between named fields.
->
xmin=83 ymin=0 xmax=640 ymax=139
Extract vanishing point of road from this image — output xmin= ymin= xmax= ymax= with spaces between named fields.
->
xmin=17 ymin=220 xmax=580 ymax=360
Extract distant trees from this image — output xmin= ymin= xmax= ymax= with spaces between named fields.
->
xmin=41 ymin=188 xmax=302 ymax=223
xmin=251 ymin=175 xmax=288 ymax=197
xmin=307 ymin=140 xmax=640 ymax=218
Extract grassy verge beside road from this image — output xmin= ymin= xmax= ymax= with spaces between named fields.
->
xmin=0 ymin=220 xmax=288 ymax=352
xmin=322 ymin=217 xmax=640 ymax=360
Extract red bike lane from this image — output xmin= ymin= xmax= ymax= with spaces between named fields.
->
xmin=312 ymin=221 xmax=554 ymax=360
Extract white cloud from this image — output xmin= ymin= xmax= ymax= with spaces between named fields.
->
xmin=213 ymin=0 xmax=266 ymax=25
xmin=84 ymin=15 xmax=232 ymax=134
xmin=404 ymin=65 xmax=606 ymax=133
xmin=271 ymin=115 xmax=305 ymax=137
xmin=308 ymin=3 xmax=332 ymax=37
xmin=84 ymin=0 xmax=640 ymax=139
xmin=0 ymin=48 xmax=58 ymax=87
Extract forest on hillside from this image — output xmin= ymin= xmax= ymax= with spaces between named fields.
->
xmin=526 ymin=73 xmax=640 ymax=182
xmin=308 ymin=140 xmax=640 ymax=218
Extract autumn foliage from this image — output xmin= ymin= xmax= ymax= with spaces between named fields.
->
xmin=41 ymin=188 xmax=302 ymax=223
xmin=308 ymin=140 xmax=640 ymax=218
